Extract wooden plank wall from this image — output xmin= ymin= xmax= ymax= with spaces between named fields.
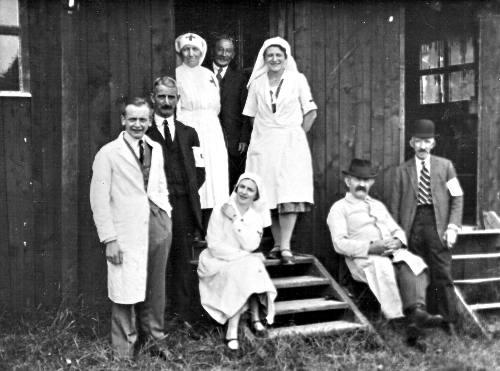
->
xmin=478 ymin=12 xmax=500 ymax=217
xmin=76 ymin=0 xmax=176 ymax=307
xmin=270 ymin=0 xmax=404 ymax=273
xmin=1 ymin=0 xmax=175 ymax=312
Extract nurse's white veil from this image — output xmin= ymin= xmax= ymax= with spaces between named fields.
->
xmin=231 ymin=172 xmax=271 ymax=228
xmin=247 ymin=37 xmax=298 ymax=88
xmin=175 ymin=32 xmax=208 ymax=66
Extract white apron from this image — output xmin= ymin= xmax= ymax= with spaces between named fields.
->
xmin=243 ymin=71 xmax=317 ymax=208
xmin=176 ymin=64 xmax=229 ymax=209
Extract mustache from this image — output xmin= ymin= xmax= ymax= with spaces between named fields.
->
xmin=355 ymin=186 xmax=367 ymax=192
xmin=161 ymin=105 xmax=173 ymax=110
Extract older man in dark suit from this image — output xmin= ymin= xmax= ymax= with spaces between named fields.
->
xmin=391 ymin=119 xmax=464 ymax=335
xmin=147 ymin=76 xmax=205 ymax=326
xmin=206 ymin=34 xmax=251 ymax=190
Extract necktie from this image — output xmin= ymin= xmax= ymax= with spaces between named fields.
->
xmin=216 ymin=67 xmax=223 ymax=83
xmin=163 ymin=120 xmax=173 ymax=147
xmin=138 ymin=139 xmax=144 ymax=165
xmin=418 ymin=161 xmax=432 ymax=205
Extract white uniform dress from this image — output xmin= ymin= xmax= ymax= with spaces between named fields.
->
xmin=197 ymin=199 xmax=277 ymax=324
xmin=176 ymin=63 xmax=229 ymax=209
xmin=243 ymin=70 xmax=317 ymax=209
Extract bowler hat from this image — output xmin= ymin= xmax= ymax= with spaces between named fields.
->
xmin=412 ymin=119 xmax=435 ymax=139
xmin=342 ymin=159 xmax=378 ymax=179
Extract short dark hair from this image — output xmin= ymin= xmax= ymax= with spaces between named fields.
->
xmin=152 ymin=76 xmax=177 ymax=92
xmin=120 ymin=97 xmax=151 ymax=116
xmin=263 ymin=44 xmax=287 ymax=59
xmin=211 ymin=33 xmax=235 ymax=49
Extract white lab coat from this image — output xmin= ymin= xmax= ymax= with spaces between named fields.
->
xmin=90 ymin=132 xmax=171 ymax=304
xmin=243 ymin=70 xmax=317 ymax=208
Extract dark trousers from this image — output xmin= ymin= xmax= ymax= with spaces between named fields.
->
xmin=409 ymin=206 xmax=457 ymax=323
xmin=166 ymin=194 xmax=202 ymax=323
xmin=111 ymin=207 xmax=172 ymax=358
xmin=228 ymin=151 xmax=246 ymax=191
xmin=394 ymin=262 xmax=428 ymax=311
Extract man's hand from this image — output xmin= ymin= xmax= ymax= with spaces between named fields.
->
xmin=368 ymin=240 xmax=387 ymax=255
xmin=444 ymin=228 xmax=458 ymax=249
xmin=386 ymin=238 xmax=403 ymax=250
xmin=106 ymin=240 xmax=123 ymax=265
xmin=221 ymin=203 xmax=237 ymax=221
xmin=238 ymin=142 xmax=248 ymax=154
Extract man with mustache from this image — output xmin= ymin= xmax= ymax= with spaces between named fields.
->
xmin=205 ymin=34 xmax=251 ymax=190
xmin=146 ymin=76 xmax=206 ymax=330
xmin=327 ymin=158 xmax=443 ymax=349
xmin=391 ymin=119 xmax=463 ymax=336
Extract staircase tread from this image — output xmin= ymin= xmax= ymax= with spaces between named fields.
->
xmin=452 ymin=252 xmax=500 ymax=260
xmin=264 ymin=256 xmax=315 ymax=266
xmin=272 ymin=275 xmax=329 ymax=288
xmin=469 ymin=302 xmax=500 ymax=311
xmin=268 ymin=320 xmax=366 ymax=338
xmin=275 ymin=298 xmax=348 ymax=315
xmin=454 ymin=277 xmax=500 ymax=284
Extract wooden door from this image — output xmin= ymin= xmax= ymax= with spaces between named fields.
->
xmin=406 ymin=2 xmax=478 ymax=224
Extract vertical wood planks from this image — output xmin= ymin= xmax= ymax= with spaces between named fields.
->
xmin=2 ymin=99 xmax=35 ymax=310
xmin=478 ymin=13 xmax=500 ymax=215
xmin=151 ymin=0 xmax=176 ymax=80
xmin=0 ymin=100 xmax=9 ymax=308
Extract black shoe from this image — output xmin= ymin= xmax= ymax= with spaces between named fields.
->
xmin=266 ymin=248 xmax=281 ymax=260
xmin=412 ymin=307 xmax=444 ymax=328
xmin=182 ymin=320 xmax=202 ymax=340
xmin=280 ymin=250 xmax=295 ymax=265
xmin=251 ymin=320 xmax=269 ymax=338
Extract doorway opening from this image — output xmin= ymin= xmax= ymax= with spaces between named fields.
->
xmin=405 ymin=2 xmax=478 ymax=224
xmin=175 ymin=0 xmax=270 ymax=73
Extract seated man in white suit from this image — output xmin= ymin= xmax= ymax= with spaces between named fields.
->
xmin=90 ymin=97 xmax=172 ymax=360
xmin=327 ymin=158 xmax=442 ymax=349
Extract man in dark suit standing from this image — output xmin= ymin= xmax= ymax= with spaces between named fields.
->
xmin=147 ymin=76 xmax=205 ymax=326
xmin=391 ymin=119 xmax=464 ymax=335
xmin=206 ymin=34 xmax=251 ymax=190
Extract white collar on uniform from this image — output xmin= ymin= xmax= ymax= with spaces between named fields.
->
xmin=123 ymin=131 xmax=143 ymax=157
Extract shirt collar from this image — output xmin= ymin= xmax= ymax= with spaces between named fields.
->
xmin=154 ymin=114 xmax=174 ymax=127
xmin=123 ymin=131 xmax=142 ymax=147
xmin=213 ymin=63 xmax=228 ymax=75
xmin=344 ymin=192 xmax=373 ymax=204
xmin=415 ymin=155 xmax=431 ymax=168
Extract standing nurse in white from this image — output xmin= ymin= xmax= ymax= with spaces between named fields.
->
xmin=175 ymin=33 xmax=229 ymax=231
xmin=243 ymin=37 xmax=317 ymax=265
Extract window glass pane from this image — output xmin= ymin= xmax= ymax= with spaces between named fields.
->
xmin=420 ymin=41 xmax=444 ymax=70
xmin=0 ymin=35 xmax=20 ymax=91
xmin=420 ymin=74 xmax=444 ymax=104
xmin=448 ymin=36 xmax=474 ymax=66
xmin=0 ymin=0 xmax=19 ymax=26
xmin=449 ymin=69 xmax=475 ymax=102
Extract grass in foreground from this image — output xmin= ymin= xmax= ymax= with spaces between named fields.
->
xmin=0 ymin=307 xmax=497 ymax=370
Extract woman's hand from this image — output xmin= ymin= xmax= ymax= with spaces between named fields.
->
xmin=221 ymin=203 xmax=237 ymax=221
xmin=301 ymin=110 xmax=317 ymax=133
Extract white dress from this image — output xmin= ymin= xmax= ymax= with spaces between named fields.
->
xmin=176 ymin=64 xmax=229 ymax=209
xmin=243 ymin=70 xmax=317 ymax=209
xmin=197 ymin=200 xmax=277 ymax=324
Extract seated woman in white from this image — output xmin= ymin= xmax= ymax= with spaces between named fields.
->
xmin=197 ymin=172 xmax=277 ymax=351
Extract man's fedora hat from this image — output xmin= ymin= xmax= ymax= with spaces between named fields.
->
xmin=411 ymin=119 xmax=435 ymax=139
xmin=342 ymin=158 xmax=378 ymax=179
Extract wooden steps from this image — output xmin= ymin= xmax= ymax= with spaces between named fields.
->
xmin=274 ymin=298 xmax=349 ymax=315
xmin=268 ymin=320 xmax=365 ymax=339
xmin=452 ymin=229 xmax=500 ymax=339
xmin=263 ymin=254 xmax=380 ymax=341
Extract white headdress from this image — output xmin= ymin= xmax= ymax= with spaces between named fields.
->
xmin=231 ymin=172 xmax=271 ymax=228
xmin=247 ymin=37 xmax=298 ymax=88
xmin=175 ymin=33 xmax=207 ymax=66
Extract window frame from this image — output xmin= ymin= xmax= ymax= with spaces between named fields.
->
xmin=418 ymin=34 xmax=477 ymax=106
xmin=0 ymin=0 xmax=31 ymax=97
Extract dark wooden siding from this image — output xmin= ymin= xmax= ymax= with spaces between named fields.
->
xmin=478 ymin=12 xmax=500 ymax=219
xmin=270 ymin=1 xmax=405 ymax=273
xmin=0 ymin=0 xmax=176 ymax=312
